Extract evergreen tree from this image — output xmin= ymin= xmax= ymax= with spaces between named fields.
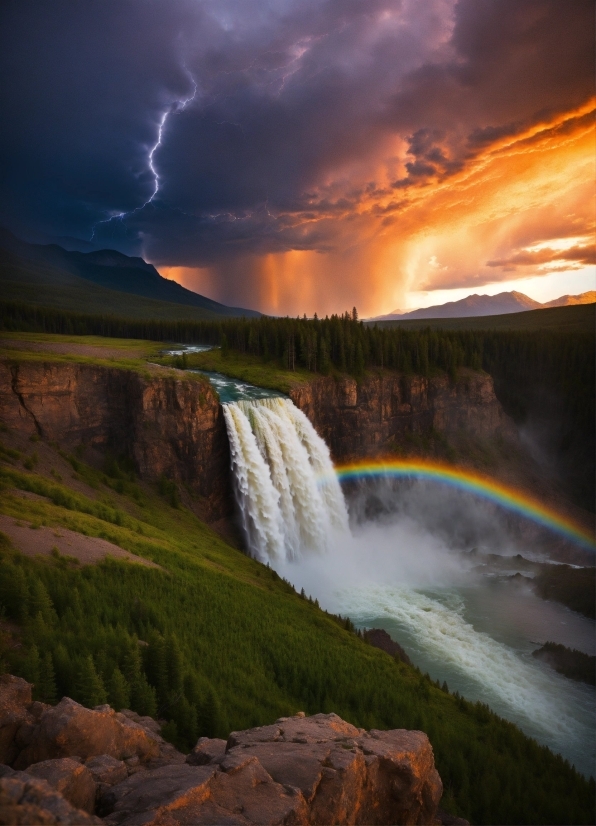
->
xmin=52 ymin=642 xmax=75 ymax=699
xmin=38 ymin=651 xmax=57 ymax=704
xmin=199 ymin=687 xmax=224 ymax=738
xmin=28 ymin=580 xmax=57 ymax=625
xmin=170 ymin=695 xmax=198 ymax=749
xmin=146 ymin=630 xmax=168 ymax=704
xmin=21 ymin=644 xmax=41 ymax=690
xmin=166 ymin=634 xmax=183 ymax=693
xmin=354 ymin=342 xmax=365 ymax=378
xmin=122 ymin=641 xmax=143 ymax=684
xmin=76 ymin=655 xmax=107 ymax=708
xmin=0 ymin=563 xmax=29 ymax=622
xmin=131 ymin=674 xmax=158 ymax=718
xmin=107 ymin=667 xmax=131 ymax=711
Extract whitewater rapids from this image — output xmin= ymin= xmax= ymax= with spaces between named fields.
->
xmin=221 ymin=394 xmax=595 ymax=776
xmin=222 ymin=398 xmax=349 ymax=562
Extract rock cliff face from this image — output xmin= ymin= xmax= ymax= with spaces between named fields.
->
xmin=0 ymin=675 xmax=444 ymax=826
xmin=0 ymin=361 xmax=231 ymax=520
xmin=0 ymin=359 xmax=513 ymax=521
xmin=290 ymin=369 xmax=514 ymax=462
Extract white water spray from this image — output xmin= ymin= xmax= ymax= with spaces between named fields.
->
xmin=222 ymin=398 xmax=348 ymax=562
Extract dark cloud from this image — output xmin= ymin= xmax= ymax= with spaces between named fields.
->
xmin=384 ymin=0 xmax=594 ymax=187
xmin=0 ymin=0 xmax=593 ymax=271
xmin=393 ymin=127 xmax=464 ymax=187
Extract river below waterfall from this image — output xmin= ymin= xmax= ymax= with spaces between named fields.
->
xmin=200 ymin=366 xmax=595 ymax=779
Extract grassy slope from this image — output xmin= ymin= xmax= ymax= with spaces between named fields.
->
xmin=0 ymin=332 xmax=206 ymax=385
xmin=0 ymin=336 xmax=593 ymax=824
xmin=0 ymin=255 xmax=229 ymax=322
xmin=366 ymin=303 xmax=595 ymax=333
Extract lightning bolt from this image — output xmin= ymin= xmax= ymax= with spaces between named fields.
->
xmin=90 ymin=69 xmax=198 ymax=241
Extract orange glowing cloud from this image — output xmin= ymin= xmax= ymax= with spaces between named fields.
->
xmin=159 ymin=101 xmax=595 ymax=317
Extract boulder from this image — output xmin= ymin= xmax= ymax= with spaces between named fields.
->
xmin=117 ymin=709 xmax=162 ymax=737
xmin=226 ymin=713 xmax=442 ymax=825
xmin=0 ymin=677 xmax=443 ymax=825
xmin=85 ymin=754 xmax=128 ymax=787
xmin=364 ymin=629 xmax=412 ymax=666
xmin=196 ymin=753 xmax=308 ymax=826
xmin=227 ymin=712 xmax=364 ymax=750
xmin=0 ymin=765 xmax=102 ymax=824
xmin=13 ymin=697 xmax=161 ymax=769
xmin=0 ymin=674 xmax=33 ymax=765
xmin=101 ymin=758 xmax=308 ymax=826
xmin=26 ymin=756 xmax=97 ymax=813
xmin=100 ymin=763 xmax=217 ymax=823
xmin=185 ymin=736 xmax=227 ymax=766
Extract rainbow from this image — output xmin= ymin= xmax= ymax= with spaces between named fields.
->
xmin=324 ymin=459 xmax=595 ymax=552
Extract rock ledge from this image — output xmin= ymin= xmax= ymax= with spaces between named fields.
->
xmin=0 ymin=675 xmax=445 ymax=825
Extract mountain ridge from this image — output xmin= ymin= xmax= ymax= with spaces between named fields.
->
xmin=372 ymin=290 xmax=595 ymax=322
xmin=0 ymin=228 xmax=260 ymax=319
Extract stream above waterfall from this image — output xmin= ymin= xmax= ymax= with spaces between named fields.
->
xmin=163 ymin=344 xmax=284 ymax=403
xmin=201 ymin=373 xmax=284 ymax=404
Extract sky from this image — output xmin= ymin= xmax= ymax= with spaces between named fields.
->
xmin=0 ymin=0 xmax=594 ymax=316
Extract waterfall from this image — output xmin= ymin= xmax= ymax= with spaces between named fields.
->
xmin=222 ymin=397 xmax=349 ymax=563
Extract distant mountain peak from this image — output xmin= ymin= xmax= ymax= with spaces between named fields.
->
xmin=372 ymin=289 xmax=595 ymax=322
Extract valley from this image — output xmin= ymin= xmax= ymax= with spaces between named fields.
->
xmin=0 ymin=330 xmax=594 ymax=824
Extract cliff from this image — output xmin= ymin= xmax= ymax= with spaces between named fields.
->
xmin=290 ymin=369 xmax=513 ymax=462
xmin=0 ymin=360 xmax=231 ymax=521
xmin=0 ymin=358 xmax=514 ymax=518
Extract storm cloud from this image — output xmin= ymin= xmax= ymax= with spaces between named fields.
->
xmin=0 ymin=0 xmax=593 ymax=312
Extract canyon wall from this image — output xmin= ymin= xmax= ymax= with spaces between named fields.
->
xmin=0 ymin=361 xmax=231 ymax=520
xmin=290 ymin=369 xmax=514 ymax=462
xmin=0 ymin=359 xmax=514 ymax=519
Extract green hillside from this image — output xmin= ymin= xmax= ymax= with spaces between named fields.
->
xmin=366 ymin=303 xmax=595 ymax=333
xmin=0 ymin=251 xmax=230 ymax=321
xmin=0 ymin=228 xmax=260 ymax=320
xmin=0 ymin=336 xmax=594 ymax=825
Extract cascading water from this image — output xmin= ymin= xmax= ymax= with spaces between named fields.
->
xmin=222 ymin=397 xmax=349 ymax=562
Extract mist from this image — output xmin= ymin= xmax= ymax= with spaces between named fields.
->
xmin=273 ymin=479 xmax=596 ymax=778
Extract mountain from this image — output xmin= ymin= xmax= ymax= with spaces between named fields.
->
xmin=376 ymin=291 xmax=541 ymax=321
xmin=0 ymin=228 xmax=260 ymax=319
xmin=543 ymin=291 xmax=596 ymax=308
xmin=373 ymin=290 xmax=595 ymax=322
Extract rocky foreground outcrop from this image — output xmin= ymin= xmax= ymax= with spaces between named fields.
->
xmin=0 ymin=674 xmax=444 ymax=825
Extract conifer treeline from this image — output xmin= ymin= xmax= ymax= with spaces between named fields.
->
xmin=2 ymin=300 xmax=592 ymax=388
